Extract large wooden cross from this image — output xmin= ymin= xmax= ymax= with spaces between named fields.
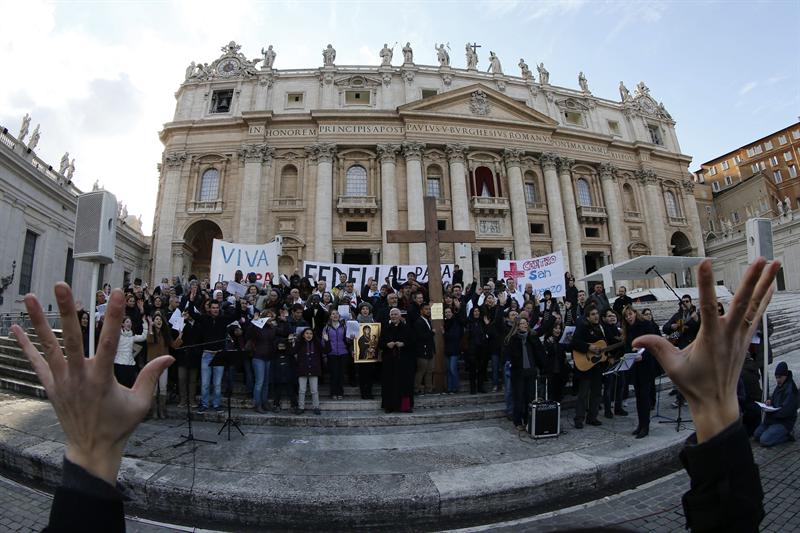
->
xmin=387 ymin=196 xmax=476 ymax=391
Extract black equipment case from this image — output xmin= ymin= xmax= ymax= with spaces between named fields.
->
xmin=528 ymin=377 xmax=560 ymax=439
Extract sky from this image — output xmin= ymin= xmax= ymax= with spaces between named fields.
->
xmin=1 ymin=0 xmax=798 ymax=235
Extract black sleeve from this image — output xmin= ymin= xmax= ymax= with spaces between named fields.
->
xmin=44 ymin=458 xmax=125 ymax=533
xmin=570 ymin=321 xmax=591 ymax=354
xmin=679 ymin=420 xmax=764 ymax=533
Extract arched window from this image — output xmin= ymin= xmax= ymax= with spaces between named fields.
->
xmin=622 ymin=183 xmax=637 ymax=211
xmin=198 ymin=168 xmax=219 ymax=202
xmin=523 ymin=171 xmax=539 ymax=205
xmin=426 ymin=164 xmax=443 ymax=198
xmin=576 ymin=178 xmax=591 ymax=206
xmin=279 ymin=165 xmax=298 ymax=198
xmin=345 ymin=165 xmax=368 ymax=196
xmin=664 ymin=190 xmax=681 ymax=217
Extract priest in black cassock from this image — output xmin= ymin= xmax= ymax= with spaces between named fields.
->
xmin=379 ymin=308 xmax=415 ymax=413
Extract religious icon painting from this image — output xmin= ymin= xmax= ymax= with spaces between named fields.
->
xmin=354 ymin=323 xmax=381 ymax=363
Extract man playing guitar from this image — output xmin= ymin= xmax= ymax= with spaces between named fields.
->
xmin=571 ymin=304 xmax=613 ymax=428
xmin=663 ymin=295 xmax=700 ymax=406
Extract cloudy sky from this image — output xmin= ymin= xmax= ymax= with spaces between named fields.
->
xmin=1 ymin=0 xmax=798 ymax=235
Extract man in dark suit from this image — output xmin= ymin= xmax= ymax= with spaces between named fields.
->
xmin=413 ymin=302 xmax=436 ymax=394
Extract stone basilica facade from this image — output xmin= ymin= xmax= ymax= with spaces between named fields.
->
xmin=151 ymin=41 xmax=704 ymax=284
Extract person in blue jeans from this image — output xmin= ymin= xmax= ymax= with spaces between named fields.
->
xmin=443 ymin=307 xmax=463 ymax=393
xmin=201 ymin=350 xmax=225 ymax=411
xmin=753 ymin=361 xmax=797 ymax=447
xmin=189 ymin=300 xmax=231 ymax=413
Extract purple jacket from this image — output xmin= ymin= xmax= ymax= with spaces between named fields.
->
xmin=324 ymin=322 xmax=349 ymax=356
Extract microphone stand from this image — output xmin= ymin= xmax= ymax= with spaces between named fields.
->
xmin=173 ymin=345 xmax=216 ymax=448
xmin=648 ymin=266 xmax=694 ymax=432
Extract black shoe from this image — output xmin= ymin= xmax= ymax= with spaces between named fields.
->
xmin=632 ymin=426 xmax=641 ymax=436
xmin=614 ymin=408 xmax=629 ymax=416
xmin=586 ymin=419 xmax=602 ymax=426
xmin=604 ymin=409 xmax=614 ymax=419
xmin=635 ymin=428 xmax=649 ymax=439
xmin=574 ymin=419 xmax=584 ymax=429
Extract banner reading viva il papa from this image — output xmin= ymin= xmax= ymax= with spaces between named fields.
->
xmin=210 ymin=238 xmax=281 ymax=284
xmin=496 ymin=251 xmax=566 ymax=298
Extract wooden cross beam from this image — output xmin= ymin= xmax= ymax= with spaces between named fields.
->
xmin=386 ymin=196 xmax=476 ymax=392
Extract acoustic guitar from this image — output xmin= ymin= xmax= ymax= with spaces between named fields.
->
xmin=572 ymin=339 xmax=626 ymax=372
xmin=667 ymin=319 xmax=687 ymax=346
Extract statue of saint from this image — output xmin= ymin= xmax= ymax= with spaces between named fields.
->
xmin=92 ymin=180 xmax=100 ymax=192
xmin=435 ymin=43 xmax=450 ymax=67
xmin=658 ymin=102 xmax=673 ymax=120
xmin=518 ymin=58 xmax=532 ymax=80
xmin=578 ymin=71 xmax=589 ymax=93
xmin=619 ymin=81 xmax=631 ymax=102
xmin=537 ymin=62 xmax=549 ymax=85
xmin=777 ymin=199 xmax=785 ymax=216
xmin=785 ymin=196 xmax=793 ymax=213
xmin=402 ymin=42 xmax=413 ymax=64
xmin=635 ymin=81 xmax=650 ymax=97
xmin=486 ymin=51 xmax=502 ymax=74
xmin=322 ymin=44 xmax=336 ymax=67
xmin=66 ymin=159 xmax=76 ymax=180
xmin=261 ymin=45 xmax=276 ymax=69
xmin=27 ymin=124 xmax=40 ymax=151
xmin=465 ymin=43 xmax=478 ymax=70
xmin=59 ymin=152 xmax=70 ymax=174
xmin=379 ymin=43 xmax=394 ymax=66
xmin=185 ymin=61 xmax=196 ymax=80
xmin=18 ymin=113 xmax=31 ymax=142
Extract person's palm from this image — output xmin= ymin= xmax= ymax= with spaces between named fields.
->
xmin=634 ymin=258 xmax=779 ymax=442
xmin=12 ymin=283 xmax=173 ymax=484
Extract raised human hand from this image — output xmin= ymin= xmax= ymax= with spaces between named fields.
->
xmin=633 ymin=258 xmax=779 ymax=442
xmin=11 ymin=283 xmax=174 ymax=485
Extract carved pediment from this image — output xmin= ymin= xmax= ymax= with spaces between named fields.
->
xmin=554 ymin=97 xmax=593 ymax=112
xmin=334 ymin=75 xmax=382 ymax=89
xmin=398 ymin=83 xmax=558 ymax=126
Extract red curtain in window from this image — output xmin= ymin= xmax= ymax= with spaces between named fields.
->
xmin=474 ymin=166 xmax=496 ymax=197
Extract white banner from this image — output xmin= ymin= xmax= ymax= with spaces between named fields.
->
xmin=303 ymin=261 xmax=454 ymax=289
xmin=210 ymin=238 xmax=281 ymax=284
xmin=496 ymin=251 xmax=566 ymax=299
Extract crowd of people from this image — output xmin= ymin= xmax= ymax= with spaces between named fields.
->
xmin=81 ymin=265 xmax=796 ymax=443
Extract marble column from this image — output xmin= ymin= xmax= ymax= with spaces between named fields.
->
xmin=377 ymin=144 xmax=401 ymax=264
xmin=682 ymin=180 xmax=706 ymax=256
xmin=502 ymin=248 xmax=512 ymax=260
xmin=403 ymin=141 xmax=426 ymax=264
xmin=540 ymin=153 xmax=569 ymax=270
xmin=238 ymin=143 xmax=267 ymax=243
xmin=313 ymin=144 xmax=337 ymax=262
xmin=503 ymin=148 xmax=532 ymax=260
xmin=598 ymin=163 xmax=628 ymax=265
xmin=446 ymin=143 xmax=473 ymax=280
xmin=557 ymin=156 xmax=584 ymax=279
xmin=334 ymin=249 xmax=343 ymax=263
xmin=153 ymin=152 xmax=186 ymax=283
xmin=637 ymin=170 xmax=670 ymax=255
xmin=371 ymin=249 xmax=381 ymax=265
xmin=472 ymin=247 xmax=481 ymax=284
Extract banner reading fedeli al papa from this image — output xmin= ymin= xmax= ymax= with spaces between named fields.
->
xmin=496 ymin=251 xmax=566 ymax=298
xmin=303 ymin=261 xmax=454 ymax=290
xmin=210 ymin=238 xmax=281 ymax=283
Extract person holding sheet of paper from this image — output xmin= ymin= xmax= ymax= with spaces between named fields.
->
xmin=753 ymin=361 xmax=797 ymax=447
xmin=621 ymin=305 xmax=661 ymax=439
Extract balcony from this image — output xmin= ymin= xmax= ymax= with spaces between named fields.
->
xmin=435 ymin=196 xmax=451 ymax=208
xmin=624 ymin=210 xmax=642 ymax=221
xmin=188 ymin=200 xmax=223 ymax=213
xmin=273 ymin=198 xmax=304 ymax=210
xmin=526 ymin=201 xmax=548 ymax=213
xmin=470 ymin=195 xmax=510 ymax=215
xmin=337 ymin=195 xmax=378 ymax=214
xmin=668 ymin=215 xmax=688 ymax=226
xmin=577 ymin=205 xmax=607 ymax=223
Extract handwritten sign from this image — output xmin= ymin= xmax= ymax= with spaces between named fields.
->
xmin=303 ymin=261 xmax=454 ymax=289
xmin=210 ymin=238 xmax=281 ymax=284
xmin=497 ymin=251 xmax=566 ymax=299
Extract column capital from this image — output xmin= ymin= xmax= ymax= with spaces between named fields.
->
xmin=164 ymin=151 xmax=187 ymax=169
xmin=472 ymin=247 xmax=481 ymax=257
xmin=402 ymin=141 xmax=425 ymax=160
xmin=635 ymin=169 xmax=658 ymax=185
xmin=557 ymin=156 xmax=575 ymax=172
xmin=307 ymin=143 xmax=337 ymax=163
xmin=445 ymin=143 xmax=468 ymax=163
xmin=681 ymin=179 xmax=696 ymax=193
xmin=502 ymin=248 xmax=513 ymax=258
xmin=502 ymin=148 xmax=524 ymax=167
xmin=539 ymin=152 xmax=561 ymax=170
xmin=239 ymin=143 xmax=268 ymax=162
xmin=376 ymin=143 xmax=401 ymax=163
xmin=598 ymin=162 xmax=617 ymax=179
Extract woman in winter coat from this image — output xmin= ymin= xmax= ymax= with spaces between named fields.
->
xmin=621 ymin=305 xmax=661 ymax=438
xmin=146 ymin=313 xmax=181 ymax=419
xmin=541 ymin=323 xmax=569 ymax=402
xmin=247 ymin=309 xmax=279 ymax=412
xmin=504 ymin=317 xmax=545 ymax=431
xmin=114 ymin=317 xmax=148 ymax=388
xmin=290 ymin=327 xmax=331 ymax=415
xmin=324 ymin=310 xmax=350 ymax=400
xmin=443 ymin=306 xmax=464 ymax=394
xmin=465 ymin=306 xmax=488 ymax=394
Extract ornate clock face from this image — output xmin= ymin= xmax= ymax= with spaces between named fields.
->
xmin=640 ymin=98 xmax=656 ymax=114
xmin=218 ymin=58 xmax=240 ymax=77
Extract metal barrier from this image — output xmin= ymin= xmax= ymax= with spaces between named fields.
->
xmin=0 ymin=313 xmax=61 ymax=338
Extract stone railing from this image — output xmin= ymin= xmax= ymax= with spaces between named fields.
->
xmin=0 ymin=129 xmax=16 ymax=149
xmin=188 ymin=200 xmax=224 ymax=213
xmin=526 ymin=201 xmax=547 ymax=212
xmin=577 ymin=205 xmax=607 ymax=222
xmin=668 ymin=215 xmax=687 ymax=226
xmin=470 ymin=195 xmax=510 ymax=214
xmin=273 ymin=198 xmax=304 ymax=209
xmin=624 ymin=210 xmax=641 ymax=220
xmin=336 ymin=195 xmax=378 ymax=214
xmin=435 ymin=196 xmax=451 ymax=208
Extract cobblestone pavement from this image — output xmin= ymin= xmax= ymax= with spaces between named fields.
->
xmin=471 ymin=436 xmax=799 ymax=533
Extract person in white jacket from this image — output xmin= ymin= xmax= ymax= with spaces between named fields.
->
xmin=114 ymin=317 xmax=147 ymax=388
